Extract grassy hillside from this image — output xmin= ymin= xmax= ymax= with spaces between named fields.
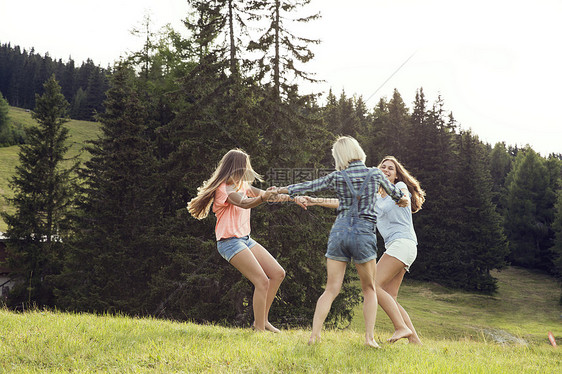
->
xmin=0 ymin=267 xmax=560 ymax=373
xmin=0 ymin=106 xmax=101 ymax=231
xmin=0 ymin=268 xmax=562 ymax=373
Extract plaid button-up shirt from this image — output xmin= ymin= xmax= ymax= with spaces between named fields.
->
xmin=287 ymin=161 xmax=404 ymax=223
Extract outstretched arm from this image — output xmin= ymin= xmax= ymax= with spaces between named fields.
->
xmin=296 ymin=196 xmax=339 ymax=209
xmin=227 ymin=187 xmax=278 ymax=209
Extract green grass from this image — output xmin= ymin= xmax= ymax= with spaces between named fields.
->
xmin=350 ymin=267 xmax=562 ymax=346
xmin=0 ymin=106 xmax=101 ymax=231
xmin=0 ymin=267 xmax=560 ymax=373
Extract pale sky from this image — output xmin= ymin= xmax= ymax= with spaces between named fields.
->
xmin=1 ymin=0 xmax=561 ymax=156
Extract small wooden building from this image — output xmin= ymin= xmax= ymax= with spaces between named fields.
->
xmin=0 ymin=232 xmax=16 ymax=299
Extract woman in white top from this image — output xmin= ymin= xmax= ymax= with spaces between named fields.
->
xmin=375 ymin=156 xmax=425 ymax=344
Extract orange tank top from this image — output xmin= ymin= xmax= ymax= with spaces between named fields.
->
xmin=212 ymin=182 xmax=252 ymax=241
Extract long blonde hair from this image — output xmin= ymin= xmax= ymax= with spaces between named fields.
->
xmin=332 ymin=136 xmax=366 ymax=171
xmin=187 ymin=149 xmax=262 ymax=220
xmin=378 ymin=156 xmax=425 ymax=213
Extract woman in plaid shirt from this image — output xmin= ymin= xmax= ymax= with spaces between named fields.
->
xmin=274 ymin=136 xmax=407 ymax=347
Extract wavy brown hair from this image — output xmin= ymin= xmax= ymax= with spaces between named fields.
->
xmin=187 ymin=149 xmax=262 ymax=220
xmin=378 ymin=156 xmax=425 ymax=213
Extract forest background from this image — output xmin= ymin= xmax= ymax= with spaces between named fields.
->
xmin=0 ymin=0 xmax=561 ymax=328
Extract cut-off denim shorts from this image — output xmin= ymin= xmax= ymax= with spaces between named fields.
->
xmin=326 ymin=215 xmax=378 ymax=264
xmin=217 ymin=235 xmax=257 ymax=262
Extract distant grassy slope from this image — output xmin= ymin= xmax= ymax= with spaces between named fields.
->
xmin=0 ymin=106 xmax=101 ymax=231
xmin=350 ymin=266 xmax=562 ymax=346
xmin=0 ymin=268 xmax=560 ymax=373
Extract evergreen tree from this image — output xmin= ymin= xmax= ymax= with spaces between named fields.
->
xmin=450 ymin=131 xmax=508 ymax=292
xmin=504 ymin=148 xmax=557 ymax=271
xmin=384 ymin=89 xmax=410 ymax=160
xmin=551 ymin=188 xmax=562 ymax=303
xmin=70 ymin=87 xmax=87 ymax=119
xmin=366 ymin=96 xmax=390 ymax=165
xmin=246 ymin=0 xmax=320 ymax=100
xmin=402 ymin=90 xmax=462 ymax=288
xmin=1 ymin=75 xmax=76 ymax=307
xmin=54 ymin=64 xmax=159 ymax=314
xmin=353 ymin=96 xmax=369 ymax=140
xmin=337 ymin=91 xmax=358 ymax=137
xmin=0 ymin=91 xmax=9 ymax=142
xmin=84 ymin=67 xmax=108 ymax=120
xmin=489 ymin=142 xmax=513 ymax=215
xmin=61 ymin=57 xmax=76 ymax=102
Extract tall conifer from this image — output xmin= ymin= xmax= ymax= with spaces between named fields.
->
xmin=1 ymin=75 xmax=75 ymax=306
xmin=55 ymin=64 xmax=158 ymax=313
xmin=504 ymin=149 xmax=557 ymax=271
xmin=451 ymin=131 xmax=508 ymax=292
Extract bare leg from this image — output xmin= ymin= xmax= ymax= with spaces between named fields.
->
xmin=229 ymin=249 xmax=270 ymax=331
xmin=309 ymin=259 xmax=347 ymax=344
xmin=355 ymin=259 xmax=381 ymax=348
xmin=376 ymin=254 xmax=412 ymax=342
xmin=381 ymin=262 xmax=422 ymax=344
xmin=249 ymin=243 xmax=286 ymax=332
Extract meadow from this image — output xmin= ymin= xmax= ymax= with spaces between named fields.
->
xmin=0 ymin=106 xmax=100 ymax=231
xmin=0 ymin=267 xmax=560 ymax=373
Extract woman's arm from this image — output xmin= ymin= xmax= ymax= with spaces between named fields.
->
xmin=246 ymin=186 xmax=307 ymax=209
xmin=299 ymin=196 xmax=339 ymax=209
xmin=227 ymin=187 xmax=277 ymax=209
xmin=378 ymin=172 xmax=409 ymax=207
xmin=275 ymin=172 xmax=335 ymax=197
xmin=399 ymin=188 xmax=410 ymax=207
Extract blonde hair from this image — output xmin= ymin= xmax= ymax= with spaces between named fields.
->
xmin=187 ymin=149 xmax=263 ymax=220
xmin=378 ymin=156 xmax=425 ymax=213
xmin=332 ymin=136 xmax=366 ymax=171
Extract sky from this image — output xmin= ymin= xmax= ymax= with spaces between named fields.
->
xmin=1 ymin=0 xmax=561 ymax=156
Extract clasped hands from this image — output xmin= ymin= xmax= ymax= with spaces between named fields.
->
xmin=263 ymin=186 xmax=310 ymax=210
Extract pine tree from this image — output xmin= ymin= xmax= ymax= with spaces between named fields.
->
xmin=246 ymin=0 xmax=319 ymax=100
xmin=451 ymin=131 xmax=508 ymax=292
xmin=84 ymin=67 xmax=108 ymax=120
xmin=54 ymin=64 xmax=159 ymax=314
xmin=504 ymin=148 xmax=557 ymax=271
xmin=403 ymin=90 xmax=461 ymax=288
xmin=366 ymin=97 xmax=389 ymax=164
xmin=0 ymin=91 xmax=10 ymax=144
xmin=551 ymin=188 xmax=562 ymax=303
xmin=382 ymin=89 xmax=410 ymax=160
xmin=489 ymin=142 xmax=513 ymax=216
xmin=1 ymin=75 xmax=76 ymax=307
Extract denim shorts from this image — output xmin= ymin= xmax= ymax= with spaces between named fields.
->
xmin=217 ymin=235 xmax=258 ymax=262
xmin=326 ymin=216 xmax=377 ymax=264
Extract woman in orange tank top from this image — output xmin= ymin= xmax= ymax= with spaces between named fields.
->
xmin=188 ymin=149 xmax=299 ymax=332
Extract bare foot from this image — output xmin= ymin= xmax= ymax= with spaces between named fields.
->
xmin=308 ymin=334 xmax=321 ymax=345
xmin=387 ymin=327 xmax=412 ymax=343
xmin=265 ymin=321 xmax=281 ymax=333
xmin=365 ymin=338 xmax=381 ymax=348
xmin=253 ymin=321 xmax=281 ymax=333
xmin=251 ymin=322 xmax=266 ymax=332
xmin=408 ymin=336 xmax=422 ymax=345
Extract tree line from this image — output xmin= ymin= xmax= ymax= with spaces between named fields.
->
xmin=2 ymin=0 xmax=561 ymax=328
xmin=0 ymin=43 xmax=109 ymax=123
